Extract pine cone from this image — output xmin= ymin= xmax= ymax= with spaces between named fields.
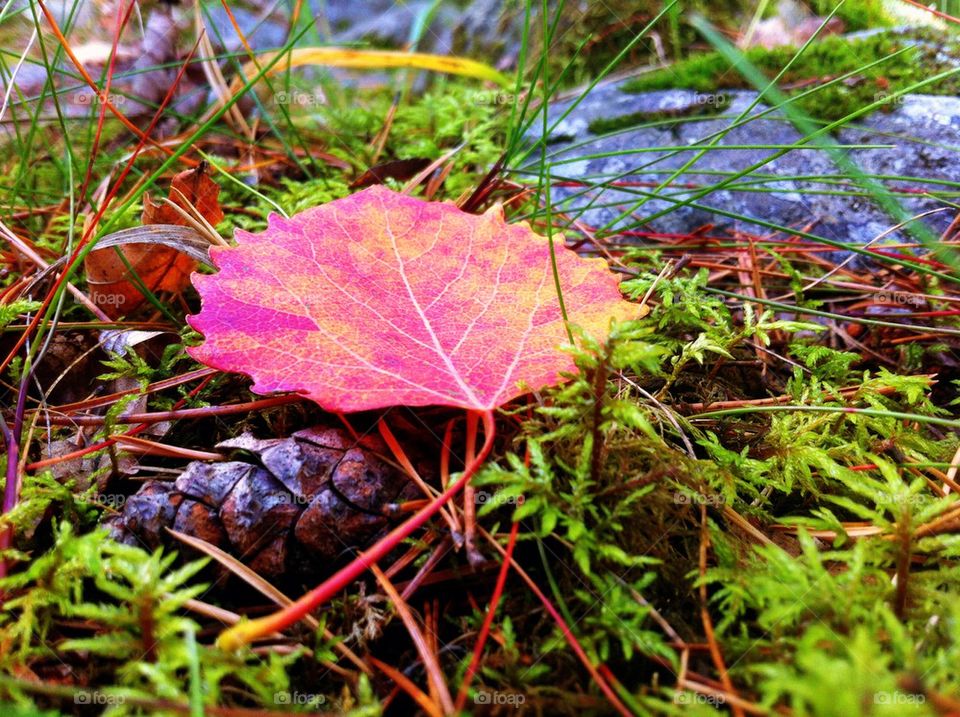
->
xmin=105 ymin=427 xmax=419 ymax=579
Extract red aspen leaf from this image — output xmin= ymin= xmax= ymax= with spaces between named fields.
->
xmin=86 ymin=164 xmax=223 ymax=317
xmin=187 ymin=186 xmax=636 ymax=412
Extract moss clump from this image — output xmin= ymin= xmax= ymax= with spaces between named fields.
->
xmin=270 ymin=176 xmax=352 ymax=216
xmin=546 ymin=0 xmax=890 ymax=88
xmin=291 ymin=81 xmax=504 ymax=196
xmin=623 ymin=30 xmax=960 ymax=122
xmin=806 ymin=0 xmax=892 ymax=29
xmin=547 ymin=0 xmax=742 ymax=86
xmin=214 ymin=80 xmax=506 ymax=236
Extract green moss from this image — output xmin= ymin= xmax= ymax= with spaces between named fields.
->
xmin=384 ymin=84 xmax=504 ymax=196
xmin=807 ymin=0 xmax=892 ymax=30
xmin=623 ymin=30 xmax=960 ymax=122
xmin=217 ymin=80 xmax=506 ymax=236
xmin=546 ymin=0 xmax=743 ymax=87
xmin=543 ymin=0 xmax=891 ymax=89
xmin=272 ymin=176 xmax=352 ymax=215
xmin=759 ymin=0 xmax=892 ymax=29
xmin=315 ymin=81 xmax=502 ymax=171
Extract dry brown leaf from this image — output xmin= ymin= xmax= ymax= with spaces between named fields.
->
xmin=85 ymin=163 xmax=222 ymax=317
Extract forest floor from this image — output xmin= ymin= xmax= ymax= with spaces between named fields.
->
xmin=2 ymin=2 xmax=960 ymax=716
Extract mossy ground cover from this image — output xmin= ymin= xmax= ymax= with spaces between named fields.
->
xmin=1 ymin=3 xmax=960 ymax=716
xmin=547 ymin=0 xmax=891 ymax=89
xmin=806 ymin=0 xmax=892 ymax=29
xmin=623 ymin=30 xmax=960 ymax=122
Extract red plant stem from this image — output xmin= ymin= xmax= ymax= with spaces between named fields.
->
xmin=462 ymin=413 xmax=482 ymax=564
xmin=216 ymin=409 xmax=496 ymax=649
xmin=26 ymin=373 xmax=217 ymax=472
xmin=440 ymin=418 xmax=456 ymax=489
xmin=453 ymin=520 xmax=520 ymax=711
xmin=0 ymin=367 xmax=29 ymax=581
xmin=37 ymin=394 xmax=303 ymax=426
xmin=38 ymin=368 xmax=217 ymax=416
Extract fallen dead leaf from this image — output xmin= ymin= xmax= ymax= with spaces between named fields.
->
xmin=85 ymin=163 xmax=223 ymax=317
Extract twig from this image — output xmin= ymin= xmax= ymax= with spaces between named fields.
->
xmin=699 ymin=505 xmax=745 ymax=717
xmin=39 ymin=394 xmax=304 ymax=425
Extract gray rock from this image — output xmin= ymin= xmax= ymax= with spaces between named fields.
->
xmin=202 ymin=5 xmax=289 ymax=52
xmin=316 ymin=0 xmax=533 ymax=71
xmin=528 ymin=81 xmax=960 ymax=245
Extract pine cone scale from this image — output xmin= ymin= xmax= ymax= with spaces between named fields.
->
xmin=106 ymin=427 xmax=419 ymax=580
